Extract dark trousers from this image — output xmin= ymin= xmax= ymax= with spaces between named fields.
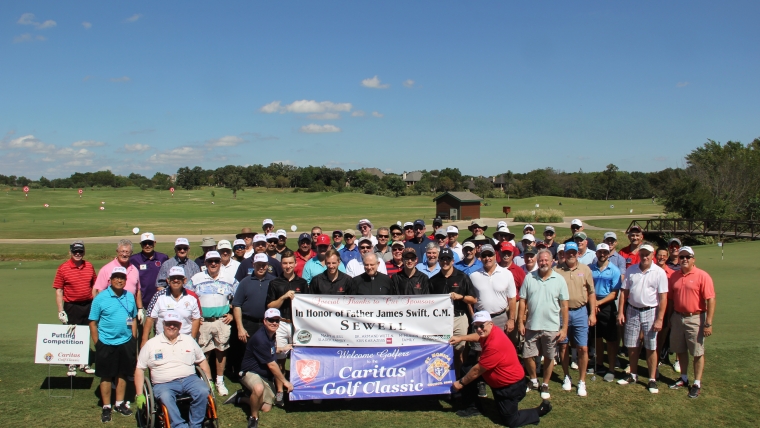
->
xmin=462 ymin=365 xmax=540 ymax=428
xmin=228 ymin=318 xmax=262 ymax=379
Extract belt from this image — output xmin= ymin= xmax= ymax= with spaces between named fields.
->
xmin=569 ymin=306 xmax=586 ymax=311
xmin=677 ymin=311 xmax=703 ymax=317
xmin=65 ymin=300 xmax=93 ymax=306
xmin=489 ymin=309 xmax=506 ymax=317
xmin=203 ymin=316 xmax=219 ymax=322
xmin=630 ymin=305 xmax=655 ymax=311
xmin=242 ymin=315 xmax=263 ymax=323
xmin=454 ymin=311 xmax=467 ymax=317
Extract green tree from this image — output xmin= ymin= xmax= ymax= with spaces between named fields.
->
xmin=226 ymin=173 xmax=246 ymax=199
xmin=472 ymin=177 xmax=493 ymax=198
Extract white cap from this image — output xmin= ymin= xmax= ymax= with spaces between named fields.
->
xmin=358 ymin=236 xmax=373 ymax=245
xmin=110 ymin=266 xmax=127 ymax=277
xmin=571 ymin=219 xmax=583 ymax=227
xmin=603 ymin=231 xmax=617 ymax=240
xmin=175 ymin=238 xmax=189 ymax=247
xmin=679 ymin=246 xmax=695 ymax=256
xmin=253 ymin=234 xmax=266 ymax=243
xmin=472 ymin=311 xmax=492 ymax=324
xmin=217 ymin=240 xmax=232 ymax=250
xmin=163 ymin=311 xmax=182 ymax=323
xmin=265 ymin=233 xmax=279 ymax=241
xmin=639 ymin=244 xmax=655 ymax=253
xmin=557 ymin=244 xmax=565 ymax=252
xmin=264 ymin=308 xmax=281 ymax=319
xmin=253 ymin=253 xmax=268 ymax=264
xmin=497 ymin=221 xmax=507 ymax=228
xmin=168 ymin=266 xmax=186 ymax=277
xmin=596 ymin=243 xmax=610 ymax=252
xmin=403 ymin=222 xmax=414 ymax=228
xmin=233 ymin=239 xmax=246 ymax=247
xmin=446 ymin=226 xmax=459 ymax=234
xmin=205 ymin=251 xmax=221 ymax=260
xmin=276 ymin=229 xmax=287 ymax=238
xmin=357 ymin=218 xmax=373 ymax=229
xmin=523 ymin=224 xmax=534 ymax=231
xmin=434 ymin=228 xmax=447 ymax=237
xmin=263 ymin=218 xmax=274 ymax=226
xmin=521 ymin=234 xmax=536 ymax=242
xmin=140 ymin=232 xmax=155 ymax=242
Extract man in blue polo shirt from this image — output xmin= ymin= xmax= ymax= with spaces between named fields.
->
xmin=404 ymin=219 xmax=434 ymax=257
xmin=589 ymin=243 xmax=622 ymax=381
xmin=89 ymin=266 xmax=138 ymax=423
xmin=129 ymin=232 xmax=169 ymax=324
xmin=454 ymin=241 xmax=483 ymax=275
xmin=156 ymin=238 xmax=201 ymax=290
xmin=338 ymin=229 xmax=361 ymax=265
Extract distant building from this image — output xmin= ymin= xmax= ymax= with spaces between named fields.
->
xmin=466 ymin=175 xmax=505 ymax=191
xmin=362 ymin=168 xmax=385 ymax=179
xmin=433 ymin=191 xmax=483 ymax=221
xmin=403 ymin=171 xmax=423 ymax=187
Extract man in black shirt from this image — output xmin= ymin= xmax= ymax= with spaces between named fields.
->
xmin=311 ymin=249 xmax=352 ymax=295
xmin=392 ymin=248 xmax=430 ymax=295
xmin=348 ymin=253 xmax=393 ymax=295
xmin=430 ymin=248 xmax=477 ymax=376
xmin=229 ymin=308 xmax=293 ymax=428
xmin=234 ymin=235 xmax=283 ymax=282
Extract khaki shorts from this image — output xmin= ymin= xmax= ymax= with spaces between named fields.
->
xmin=522 ymin=329 xmax=559 ymax=359
xmin=198 ymin=318 xmax=232 ymax=353
xmin=275 ymin=321 xmax=293 ymax=360
xmin=240 ymin=371 xmax=275 ymax=405
xmin=670 ymin=312 xmax=705 ymax=357
xmin=452 ymin=315 xmax=468 ymax=351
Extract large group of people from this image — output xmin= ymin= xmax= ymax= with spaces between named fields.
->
xmin=52 ymin=217 xmax=717 ymax=427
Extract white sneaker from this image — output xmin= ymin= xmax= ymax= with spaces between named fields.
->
xmin=673 ymin=360 xmax=681 ymax=373
xmin=604 ymin=372 xmax=615 ymax=382
xmin=562 ymin=375 xmax=572 ymax=391
xmin=216 ymin=382 xmax=229 ymax=396
xmin=577 ymin=382 xmax=587 ymax=397
xmin=80 ymin=364 xmax=95 ymax=374
xmin=570 ymin=361 xmax=579 ymax=370
xmin=67 ymin=365 xmax=77 ymax=377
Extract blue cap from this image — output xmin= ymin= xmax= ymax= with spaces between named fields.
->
xmin=298 ymin=232 xmax=312 ymax=242
xmin=414 ymin=219 xmax=425 ymax=227
xmin=564 ymin=242 xmax=579 ymax=252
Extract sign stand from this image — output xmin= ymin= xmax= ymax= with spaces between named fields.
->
xmin=48 ymin=365 xmax=74 ymax=398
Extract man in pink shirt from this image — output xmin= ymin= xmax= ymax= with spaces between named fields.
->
xmin=667 ymin=246 xmax=716 ymax=399
xmin=93 ymin=239 xmax=143 ymax=319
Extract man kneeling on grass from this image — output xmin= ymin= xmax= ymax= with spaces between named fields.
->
xmin=450 ymin=311 xmax=552 ymax=427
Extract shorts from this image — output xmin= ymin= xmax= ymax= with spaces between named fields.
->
xmin=198 ymin=318 xmax=232 ymax=353
xmin=471 ymin=311 xmax=508 ymax=352
xmin=240 ymin=371 xmax=275 ymax=405
xmin=95 ymin=338 xmax=136 ymax=379
xmin=275 ymin=321 xmax=293 ymax=360
xmin=522 ymin=330 xmax=559 ymax=359
xmin=670 ymin=312 xmax=705 ymax=357
xmin=565 ymin=306 xmax=589 ymax=347
xmin=624 ymin=305 xmax=657 ymax=350
xmin=64 ymin=301 xmax=92 ymax=326
xmin=589 ymin=301 xmax=618 ymax=343
xmin=452 ymin=315 xmax=468 ymax=351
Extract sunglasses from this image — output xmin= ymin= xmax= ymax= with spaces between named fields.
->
xmin=474 ymin=323 xmax=487 ymax=331
xmin=233 ymin=246 xmax=246 ymax=250
xmin=169 ymin=277 xmax=185 ymax=282
xmin=403 ymin=256 xmax=417 ymax=261
xmin=378 ymin=235 xmax=389 ymax=239
xmin=164 ymin=323 xmax=181 ymax=329
xmin=392 ymin=231 xmax=403 ymax=236
xmin=403 ymin=227 xmax=414 ymax=230
xmin=392 ymin=247 xmax=404 ymax=252
xmin=678 ymin=255 xmax=693 ymax=260
xmin=413 ymin=226 xmax=424 ymax=230
xmin=359 ymin=246 xmax=372 ymax=250
xmin=265 ymin=318 xmax=281 ymax=324
xmin=206 ymin=259 xmax=221 ymax=265
xmin=72 ymin=250 xmax=84 ymax=255
xmin=480 ymin=253 xmax=495 ymax=258
xmin=141 ymin=241 xmax=155 ymax=246
xmin=176 ymin=246 xmax=189 ymax=251
xmin=440 ymin=258 xmax=453 ymax=263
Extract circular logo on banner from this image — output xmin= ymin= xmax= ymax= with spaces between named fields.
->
xmin=296 ymin=330 xmax=312 ymax=344
xmin=44 ymin=352 xmax=53 ymax=362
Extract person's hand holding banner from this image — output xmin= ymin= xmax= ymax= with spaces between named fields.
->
xmin=449 ymin=336 xmax=463 ymax=346
xmin=135 ymin=394 xmax=146 ymax=409
xmin=58 ymin=311 xmax=68 ymax=324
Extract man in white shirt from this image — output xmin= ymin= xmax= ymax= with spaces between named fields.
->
xmin=616 ymin=244 xmax=668 ymax=394
xmin=345 ymin=237 xmax=387 ymax=277
xmin=357 ymin=219 xmax=379 ymax=246
xmin=446 ymin=226 xmax=464 ymax=259
xmin=217 ymin=240 xmax=240 ymax=284
xmin=142 ymin=267 xmax=201 ymax=348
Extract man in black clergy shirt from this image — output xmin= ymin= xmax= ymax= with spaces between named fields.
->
xmin=348 ymin=253 xmax=393 ymax=295
xmin=392 ymin=247 xmax=431 ymax=295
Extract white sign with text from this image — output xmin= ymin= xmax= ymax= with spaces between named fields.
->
xmin=35 ymin=324 xmax=90 ymax=365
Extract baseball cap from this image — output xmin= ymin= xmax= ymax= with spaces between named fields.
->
xmin=434 ymin=228 xmax=447 ymax=237
xmin=163 ymin=311 xmax=182 ymax=324
xmin=557 ymin=244 xmax=566 ymax=252
xmin=433 ymin=217 xmax=443 ymax=226
xmin=564 ymin=242 xmax=579 ymax=252
xmin=462 ymin=241 xmax=476 ymax=250
xmin=276 ymin=229 xmax=287 ymax=239
xmin=499 ymin=242 xmax=516 ymax=253
xmin=536 ymin=241 xmax=548 ymax=249
xmin=217 ymin=240 xmax=232 ymax=251
xmin=521 ymin=234 xmax=536 ymax=242
xmin=402 ymin=247 xmax=418 ymax=259
xmin=332 ymin=230 xmax=343 ymax=237
xmin=544 ymin=226 xmax=555 ymax=233
xmin=571 ymin=219 xmax=583 ymax=227
xmin=603 ymin=232 xmax=618 ymax=241
xmin=232 ymin=239 xmax=246 ymax=247
xmin=110 ymin=266 xmax=128 ymax=277
xmin=200 ymin=237 xmax=216 ymax=247
xmin=403 ymin=222 xmax=414 ymax=229
xmin=358 ymin=237 xmax=373 ymax=245
xmin=472 ymin=311 xmax=492 ymax=324
xmin=668 ymin=238 xmax=682 ymax=246
xmin=262 ymin=218 xmax=274 ymax=226
xmin=573 ymin=232 xmax=588 ymax=240
xmin=357 ymin=218 xmax=373 ymax=229
xmin=389 ymin=224 xmax=402 ymax=233
xmin=628 ymin=225 xmax=642 ymax=233
xmin=596 ymin=243 xmax=610 ymax=252
xmin=168 ymin=266 xmax=185 ymax=277
xmin=446 ymin=225 xmax=459 ymax=234
xmin=298 ymin=232 xmax=312 ymax=242
xmin=253 ymin=234 xmax=266 ymax=243
xmin=140 ymin=232 xmax=155 ymax=243
xmin=413 ymin=219 xmax=426 ymax=228
xmin=523 ymin=224 xmax=534 ymax=231
xmin=679 ymin=246 xmax=695 ymax=256
xmin=266 ymin=233 xmax=279 ymax=242
xmin=639 ymin=243 xmax=655 ymax=253
xmin=343 ymin=228 xmax=357 ymax=237
xmin=175 ymin=238 xmax=189 ymax=247
xmin=204 ymin=251 xmax=221 ymax=260
xmin=264 ymin=308 xmax=281 ymax=319
xmin=480 ymin=244 xmax=495 ymax=255
xmin=439 ymin=248 xmax=454 ymax=260
xmin=523 ymin=245 xmax=537 ymax=255
xmin=391 ymin=240 xmax=405 ymax=248
xmin=70 ymin=240 xmax=85 ymax=252
xmin=315 ymin=234 xmax=330 ymax=246
xmin=253 ymin=253 xmax=268 ymax=264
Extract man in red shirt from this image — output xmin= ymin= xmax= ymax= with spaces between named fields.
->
xmin=450 ymin=311 xmax=552 ymax=426
xmin=668 ymin=246 xmax=716 ymax=399
xmin=618 ymin=225 xmax=643 ymax=268
xmin=294 ymin=233 xmax=315 ymax=277
xmin=53 ymin=240 xmax=97 ymax=376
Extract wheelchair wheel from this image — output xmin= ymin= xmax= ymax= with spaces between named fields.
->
xmin=205 ymin=394 xmax=219 ymax=428
xmin=136 ymin=375 xmax=156 ymax=428
xmin=196 ymin=366 xmax=216 ymax=400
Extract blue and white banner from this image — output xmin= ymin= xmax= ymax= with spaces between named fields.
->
xmin=289 ymin=344 xmax=455 ymax=401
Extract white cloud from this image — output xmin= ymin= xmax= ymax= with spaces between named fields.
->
xmin=351 ymin=110 xmax=365 ymax=117
xmin=299 ymin=124 xmax=341 ymax=134
xmin=676 ymin=81 xmax=689 ymax=88
xmin=259 ymin=100 xmax=352 ymax=114
xmin=307 ymin=112 xmax=340 ymax=120
xmin=82 ymin=22 xmax=92 ymax=29
xmin=147 ymin=146 xmax=206 ymax=164
xmin=361 ymin=75 xmax=390 ymax=89
xmin=17 ymin=13 xmax=56 ymax=29
xmin=110 ymin=76 xmax=131 ymax=83
xmin=125 ymin=14 xmax=142 ymax=23
xmin=372 ymin=111 xmax=384 ymax=118
xmin=403 ymin=79 xmax=415 ymax=88
xmin=72 ymin=140 xmax=106 ymax=147
xmin=17 ymin=13 xmax=36 ymax=25
xmin=13 ymin=33 xmax=46 ymax=43
xmin=1 ymin=135 xmax=54 ymax=152
xmin=37 ymin=20 xmax=56 ymax=29
xmin=206 ymin=135 xmax=244 ymax=147
xmin=123 ymin=143 xmax=151 ymax=152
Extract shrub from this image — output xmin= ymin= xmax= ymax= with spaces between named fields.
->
xmin=512 ymin=209 xmax=564 ymax=223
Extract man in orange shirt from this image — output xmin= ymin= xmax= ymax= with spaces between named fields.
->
xmin=668 ymin=246 xmax=716 ymax=399
xmin=618 ymin=225 xmax=643 ymax=269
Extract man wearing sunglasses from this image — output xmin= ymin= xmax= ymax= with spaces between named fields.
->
xmin=391 ymin=248 xmax=431 ymax=295
xmin=339 ymin=228 xmax=362 ymax=266
xmin=668 ymin=247 xmax=716 ymax=399
xmin=346 ymin=237 xmax=387 ymax=277
xmin=142 ymin=266 xmax=202 ymax=349
xmin=454 ymin=241 xmax=483 ymax=276
xmin=130 ymin=233 xmax=169 ymax=321
xmin=563 ymin=219 xmax=597 ymax=252
xmin=357 ymin=219 xmax=378 ymax=246
xmin=275 ymin=229 xmax=291 ymax=258
xmin=404 ymin=219 xmax=434 ymax=260
xmin=53 ymin=240 xmax=98 ymax=376
xmin=403 ymin=222 xmax=415 ymax=242
xmin=294 ymin=233 xmax=315 ymax=278
xmin=194 ymin=237 xmax=217 ymax=269
xmin=446 ymin=226 xmax=464 ymax=260
xmin=331 ymin=230 xmax=345 ymax=251
xmin=156 ymin=237 xmax=201 ymax=291
xmin=602 ymin=232 xmax=627 ymax=279
xmin=385 ymin=240 xmax=406 ymax=277
xmin=236 ymin=228 xmax=256 ymax=259
xmin=542 ymin=226 xmax=559 ymax=259
xmin=232 ymin=239 xmax=248 ymax=262
xmin=374 ymin=227 xmax=393 ymax=262
xmin=265 ymin=233 xmax=281 ymax=262
xmin=234 ymin=234 xmax=283 ymax=282
xmin=666 ymin=238 xmax=683 ymax=272
xmin=217 ymin=240 xmax=240 ymax=284
xmin=389 ymin=224 xmax=404 ymax=244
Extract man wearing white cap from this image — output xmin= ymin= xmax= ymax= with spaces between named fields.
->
xmin=265 ymin=233 xmax=281 ymax=262
xmin=357 ymin=218 xmax=378 ymax=246
xmin=186 ymin=252 xmax=238 ymax=396
xmin=450 ymin=311 xmax=551 ymax=425
xmin=564 ymin=219 xmax=596 ymax=251
xmin=234 ymin=234 xmax=283 ymax=282
xmin=274 ymin=229 xmax=291 ymax=258
xmin=232 ymin=239 xmax=248 ymax=262
xmin=516 ymin=224 xmax=535 ymax=253
xmin=513 ymin=235 xmax=536 ymax=267
xmin=262 ymin=219 xmax=274 ymax=235
xmin=572 ymin=232 xmax=596 ymax=265
xmin=130 ymin=233 xmax=170 ymax=318
xmin=666 ymin=238 xmax=683 ymax=271
xmin=156 ymin=238 xmax=201 ymax=290
xmin=217 ymin=240 xmax=240 ymax=284
xmin=88 ymin=266 xmax=138 ymax=422
xmin=617 ymin=243 xmax=668 ymax=394
xmin=403 ymin=222 xmax=415 ymax=242
xmin=542 ymin=226 xmax=559 ymax=259
xmin=454 ymin=241 xmax=483 ymax=275
xmin=134 ymin=311 xmax=211 ymax=428
xmin=602 ymin=232 xmax=627 ymax=277
xmin=447 ymin=226 xmax=464 ymax=259
xmin=142 ymin=266 xmax=202 ymax=348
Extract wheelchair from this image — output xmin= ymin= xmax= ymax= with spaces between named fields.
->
xmin=136 ymin=366 xmax=219 ymax=428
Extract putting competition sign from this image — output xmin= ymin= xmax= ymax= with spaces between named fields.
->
xmin=289 ymin=295 xmax=455 ymax=400
xmin=35 ymin=324 xmax=90 ymax=365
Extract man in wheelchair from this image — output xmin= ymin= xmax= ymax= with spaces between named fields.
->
xmin=134 ymin=311 xmax=212 ymax=428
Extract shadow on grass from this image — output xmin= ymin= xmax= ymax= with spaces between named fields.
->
xmin=39 ymin=376 xmax=94 ymax=390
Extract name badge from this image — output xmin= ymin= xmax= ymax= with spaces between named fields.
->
xmin=155 ymin=351 xmax=163 ymax=360
xmin=217 ymin=286 xmax=226 ymax=295
xmin=140 ymin=264 xmax=147 ymax=270
xmin=201 ymin=266 xmax=207 ymax=272
xmin=167 ymin=304 xmax=175 ymax=310
xmin=126 ymin=317 xmax=134 ymax=326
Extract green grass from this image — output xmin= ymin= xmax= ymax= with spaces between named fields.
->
xmin=1 ymin=240 xmax=758 ymax=427
xmin=583 ymin=219 xmax=640 ymax=231
xmin=0 ymin=188 xmax=664 ymax=239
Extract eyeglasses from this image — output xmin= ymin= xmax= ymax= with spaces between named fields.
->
xmin=359 ymin=225 xmax=370 ymax=229
xmin=265 ymin=318 xmax=281 ymax=324
xmin=255 ymin=242 xmax=267 ymax=246
xmin=141 ymin=241 xmax=155 ymax=246
xmin=359 ymin=246 xmax=372 ymax=250
xmin=164 ymin=323 xmax=181 ymax=329
xmin=480 ymin=253 xmax=495 ymax=258
xmin=571 ymin=225 xmax=581 ymax=230
xmin=233 ymin=246 xmax=246 ymax=250
xmin=392 ymin=232 xmax=403 ymax=236
xmin=168 ymin=277 xmax=184 ymax=282
xmin=474 ymin=323 xmax=487 ymax=331
xmin=72 ymin=250 xmax=84 ymax=255
xmin=378 ymin=235 xmax=389 ymax=239
xmin=678 ymin=255 xmax=693 ymax=260
xmin=345 ymin=235 xmax=355 ymax=239
xmin=392 ymin=247 xmax=404 ymax=252
xmin=219 ymin=249 xmax=232 ymax=254
xmin=544 ymin=232 xmax=555 ymax=236
xmin=403 ymin=227 xmax=414 ymax=230
xmin=206 ymin=259 xmax=221 ymax=265
xmin=403 ymin=257 xmax=417 ymax=261
xmin=176 ymin=246 xmax=189 ymax=251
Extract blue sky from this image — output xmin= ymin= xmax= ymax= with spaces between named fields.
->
xmin=2 ymin=1 xmax=759 ymax=179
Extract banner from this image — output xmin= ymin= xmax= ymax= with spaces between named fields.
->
xmin=289 ymin=344 xmax=455 ymax=401
xmin=35 ymin=324 xmax=90 ymax=365
xmin=292 ymin=294 xmax=454 ymax=347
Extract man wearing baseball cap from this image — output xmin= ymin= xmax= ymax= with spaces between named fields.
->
xmin=134 ymin=311 xmax=212 ymax=428
xmin=217 ymin=239 xmax=240 ymax=284
xmin=357 ymin=218 xmax=378 ymax=246
xmin=497 ymin=242 xmax=526 ymax=300
xmin=666 ymin=238 xmax=683 ymax=271
xmin=668 ymin=246 xmax=716 ymax=399
xmin=446 ymin=226 xmax=464 ymax=260
xmin=385 ymin=240 xmax=406 ymax=277
xmin=617 ymin=243 xmax=668 ymax=394
xmin=262 ymin=219 xmax=274 ymax=235
xmin=142 ymin=266 xmax=202 ymax=348
xmin=293 ymin=233 xmax=315 ymax=277
xmin=130 ymin=233 xmax=169 ymax=319
xmin=234 ymin=234 xmax=283 ymax=282
xmin=339 ymin=229 xmax=362 ymax=265
xmin=427 ymin=217 xmax=444 ymax=240
xmin=53 ymin=240 xmax=98 ymax=376
xmin=194 ymin=237 xmax=217 ymax=270
xmin=156 ymin=237 xmax=201 ymax=291
xmin=302 ymin=235 xmax=347 ymax=284
xmin=392 ymin=247 xmax=431 ymax=295
xmin=572 ymin=232 xmax=596 ymax=265
xmin=542 ymin=226 xmax=559 ymax=259
xmin=232 ymin=239 xmax=248 ymax=262
xmin=265 ymin=233 xmax=281 ymax=262
xmin=589 ymin=243 xmax=622 ymax=381
xmin=514 ymin=235 xmax=536 ymax=267
xmin=602 ymin=232 xmax=627 ymax=277
xmin=404 ymin=219 xmax=434 ymax=259
xmin=432 ymin=228 xmax=460 ymax=262
xmin=88 ymin=266 xmax=138 ymax=422
xmin=563 ymin=219 xmax=596 ymax=251
xmin=275 ymin=229 xmax=291 ymax=258
xmin=450 ymin=311 xmax=551 ymax=425
xmin=403 ymin=221 xmax=415 ymax=242
xmin=517 ymin=224 xmax=535 ymax=253
xmin=454 ymin=241 xmax=483 ymax=275
xmin=331 ymin=230 xmax=345 ymax=251
xmin=346 ymin=237 xmax=388 ymax=277
xmin=618 ymin=225 xmax=644 ymax=269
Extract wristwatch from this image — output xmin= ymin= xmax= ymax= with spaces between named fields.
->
xmin=704 ymin=323 xmax=712 ymax=328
